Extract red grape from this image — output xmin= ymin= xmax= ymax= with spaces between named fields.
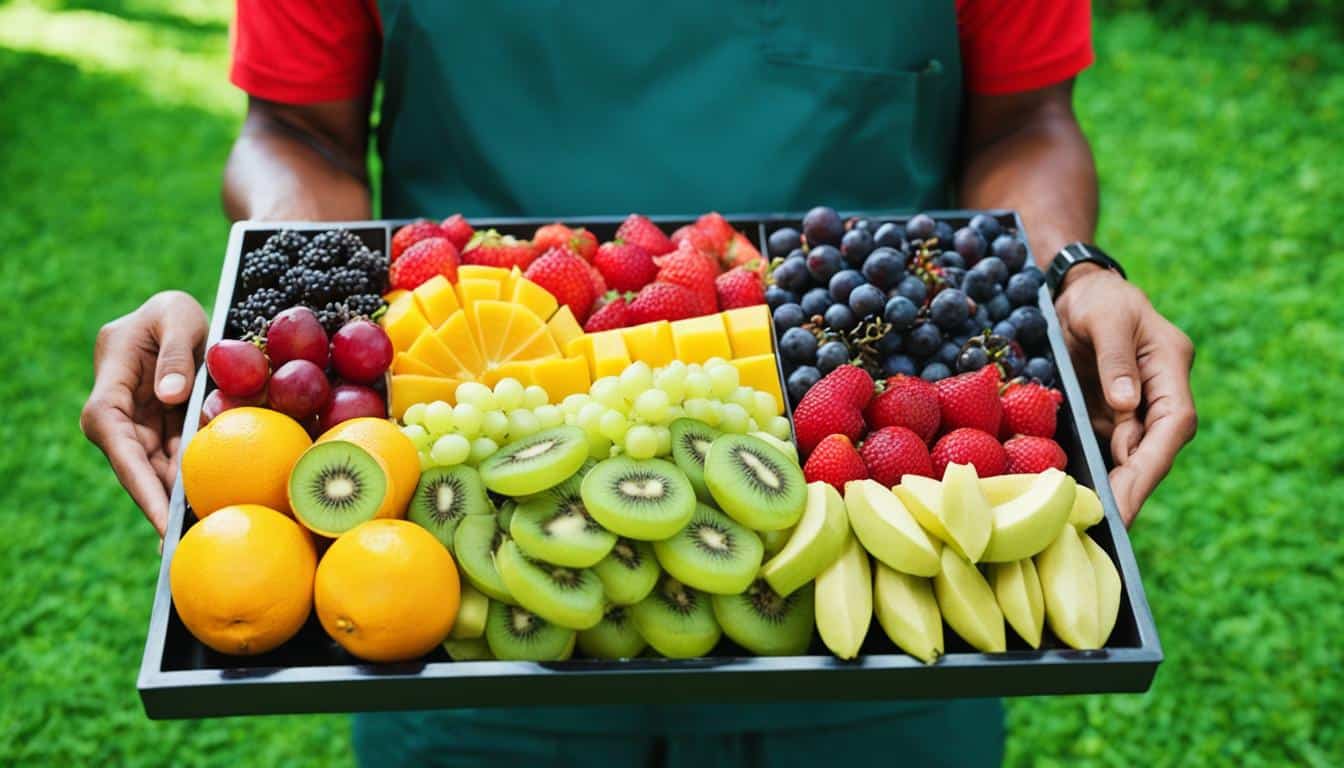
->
xmin=331 ymin=320 xmax=393 ymax=383
xmin=267 ymin=360 xmax=331 ymax=421
xmin=199 ymin=388 xmax=264 ymax=428
xmin=205 ymin=339 xmax=269 ymax=397
xmin=318 ymin=384 xmax=386 ymax=431
xmin=266 ymin=306 xmax=329 ymax=368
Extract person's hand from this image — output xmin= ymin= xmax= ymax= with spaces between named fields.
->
xmin=1053 ymin=264 xmax=1197 ymax=525
xmin=81 ymin=291 xmax=208 ymax=536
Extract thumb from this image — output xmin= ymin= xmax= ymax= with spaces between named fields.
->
xmin=1089 ymin=311 xmax=1142 ymax=414
xmin=151 ymin=295 xmax=207 ymax=405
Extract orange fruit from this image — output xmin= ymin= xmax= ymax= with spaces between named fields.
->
xmin=169 ymin=504 xmax=316 ymax=655
xmin=182 ymin=406 xmax=312 ymax=517
xmin=317 ymin=417 xmax=419 ymax=517
xmin=315 ymin=519 xmax=460 ymax=662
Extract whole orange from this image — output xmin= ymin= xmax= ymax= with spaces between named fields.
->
xmin=169 ymin=504 xmax=316 ymax=655
xmin=318 ymin=417 xmax=419 ymax=517
xmin=182 ymin=406 xmax=311 ymax=517
xmin=315 ymin=519 xmax=459 ymax=662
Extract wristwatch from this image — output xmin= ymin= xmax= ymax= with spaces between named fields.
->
xmin=1046 ymin=242 xmax=1127 ymax=299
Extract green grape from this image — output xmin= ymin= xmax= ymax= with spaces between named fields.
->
xmin=685 ymin=371 xmax=713 ymax=399
xmin=562 ymin=393 xmax=590 ymax=414
xmin=683 ymin=398 xmax=719 ymax=426
xmin=652 ymin=425 xmax=673 ymax=457
xmin=708 ymin=365 xmax=740 ymax=398
xmin=507 ymin=409 xmax=540 ymax=440
xmin=751 ymin=391 xmax=779 ymax=425
xmin=534 ymin=404 xmax=564 ymax=429
xmin=424 ymin=400 xmax=454 ymax=435
xmin=577 ymin=402 xmax=606 ymax=433
xmin=523 ymin=385 xmax=549 ymax=409
xmin=402 ymin=402 xmax=428 ymax=427
xmin=599 ymin=409 xmax=629 ymax=442
xmin=618 ymin=361 xmax=654 ymax=400
xmin=430 ymin=433 xmax=471 ymax=466
xmin=633 ymin=389 xmax=671 ymax=423
xmin=452 ymin=402 xmax=484 ymax=437
xmin=652 ymin=365 xmax=687 ymax=404
xmin=591 ymin=377 xmax=624 ymax=409
xmin=703 ymin=356 xmax=730 ymax=370
xmin=456 ymin=381 xmax=497 ymax=411
xmin=493 ymin=378 xmax=525 ymax=411
xmin=665 ymin=404 xmax=685 ymax=423
xmin=418 ymin=451 xmax=435 ymax=472
xmin=624 ymin=425 xmax=659 ymax=460
xmin=482 ymin=410 xmax=510 ymax=441
xmin=719 ymin=403 xmax=750 ymax=434
xmin=586 ymin=432 xmax=613 ymax=460
xmin=468 ymin=436 xmax=499 ymax=465
xmin=400 ymin=424 xmax=432 ymax=450
xmin=768 ymin=416 xmax=793 ymax=441
xmin=728 ymin=386 xmax=756 ymax=410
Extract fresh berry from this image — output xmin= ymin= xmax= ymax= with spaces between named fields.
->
xmin=389 ymin=237 xmax=459 ymax=290
xmin=205 ymin=339 xmax=269 ymax=397
xmin=462 ymin=229 xmax=537 ymax=270
xmin=803 ymin=434 xmax=869 ymax=491
xmin=266 ymin=306 xmax=329 ymax=369
xmin=934 ymin=365 xmax=1002 ymax=436
xmin=1003 ymin=435 xmax=1067 ymax=474
xmin=802 ymin=206 xmax=844 ymax=247
xmin=860 ymin=426 xmax=934 ymax=485
xmin=670 ymin=224 xmax=721 ymax=262
xmin=267 ymin=359 xmax=330 ymax=421
xmin=238 ymin=247 xmax=290 ymax=293
xmin=593 ymin=241 xmax=657 ymax=293
xmin=792 ymin=365 xmax=874 ymax=456
xmin=931 ymin=428 xmax=1007 ymax=477
xmin=865 ymin=375 xmax=941 ymax=443
xmin=570 ymin=228 xmax=598 ymax=261
xmin=318 ymin=384 xmax=386 ymax=431
xmin=723 ymin=232 xmax=764 ymax=271
xmin=627 ymin=282 xmax=698 ymax=325
xmin=533 ymin=222 xmax=576 ymax=255
xmin=999 ymin=380 xmax=1064 ymax=438
xmin=584 ymin=295 xmax=631 ymax=332
xmin=693 ymin=212 xmax=737 ymax=255
xmin=298 ymin=230 xmax=363 ymax=271
xmin=525 ymin=248 xmax=596 ymax=322
xmin=616 ymin=213 xmax=674 ymax=256
xmin=714 ymin=266 xmax=765 ymax=310
xmin=655 ymin=243 xmax=719 ymax=315
xmin=585 ymin=262 xmax=608 ymax=298
xmin=391 ymin=219 xmax=446 ymax=262
xmin=439 ymin=214 xmax=475 ymax=251
xmin=331 ymin=320 xmax=394 ymax=384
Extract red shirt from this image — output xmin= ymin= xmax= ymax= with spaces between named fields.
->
xmin=231 ymin=1 xmax=1093 ymax=103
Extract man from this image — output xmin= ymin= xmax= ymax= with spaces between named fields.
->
xmin=81 ymin=1 xmax=1196 ymax=765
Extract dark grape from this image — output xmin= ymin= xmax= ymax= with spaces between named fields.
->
xmin=951 ymin=334 xmax=972 ymax=347
xmin=873 ymin=222 xmax=905 ymax=249
xmin=957 ymin=345 xmax=990 ymax=372
xmin=766 ymin=285 xmax=798 ymax=311
xmin=896 ymin=275 xmax=927 ymax=305
xmin=829 ymin=270 xmax=866 ymax=303
xmin=848 ymin=284 xmax=886 ymax=318
xmin=930 ymin=288 xmax=969 ymax=331
xmin=806 ymin=244 xmax=844 ymax=283
xmin=992 ymin=235 xmax=1027 ymax=272
xmin=773 ymin=303 xmax=806 ymax=332
xmin=883 ymin=296 xmax=919 ymax=331
xmin=953 ymin=227 xmax=986 ymax=263
xmin=861 ymin=247 xmax=906 ymax=289
xmin=1009 ymin=306 xmax=1048 ymax=347
xmin=787 ymin=366 xmax=822 ymax=404
xmin=876 ymin=331 xmax=903 ymax=357
xmin=905 ymin=213 xmax=936 ymax=241
xmin=803 ymin=206 xmax=844 ymax=246
xmin=1024 ymin=357 xmax=1056 ymax=386
xmin=1021 ymin=265 xmax=1046 ymax=284
xmin=773 ymin=256 xmax=810 ymax=292
xmin=800 ymin=287 xmax=833 ymax=317
xmin=961 ymin=269 xmax=995 ymax=302
xmin=974 ymin=256 xmax=1009 ymax=286
xmin=780 ymin=327 xmax=818 ymax=364
xmin=992 ymin=320 xmax=1017 ymax=340
xmin=849 ymin=217 xmax=877 ymax=234
xmin=942 ymin=267 xmax=966 ymax=289
xmin=905 ymin=323 xmax=942 ymax=357
xmin=968 ymin=213 xmax=1003 ymax=243
xmin=999 ymin=346 xmax=1026 ymax=378
xmin=920 ymin=362 xmax=952 ymax=382
xmin=840 ymin=228 xmax=874 ymax=268
xmin=882 ymin=354 xmax=918 ymax=377
xmin=939 ymin=251 xmax=965 ymax=270
xmin=935 ymin=341 xmax=961 ymax=368
xmin=1006 ymin=273 xmax=1039 ymax=306
xmin=986 ymin=293 xmax=1013 ymax=322
xmin=768 ymin=227 xmax=802 ymax=259
xmin=816 ymin=341 xmax=851 ymax=374
xmin=972 ymin=304 xmax=991 ymax=328
xmin=824 ymin=303 xmax=858 ymax=333
xmin=934 ymin=221 xmax=955 ymax=246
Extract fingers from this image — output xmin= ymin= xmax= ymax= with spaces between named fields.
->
xmin=82 ymin=401 xmax=170 ymax=534
xmin=148 ymin=292 xmax=208 ymax=405
xmin=1087 ymin=309 xmax=1142 ymax=415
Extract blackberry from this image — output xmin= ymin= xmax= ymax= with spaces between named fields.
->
xmin=348 ymin=248 xmax=389 ymax=286
xmin=238 ymin=247 xmax=290 ymax=292
xmin=299 ymin=269 xmax=340 ymax=306
xmin=264 ymin=230 xmax=309 ymax=261
xmin=330 ymin=266 xmax=371 ymax=296
xmin=229 ymin=288 xmax=287 ymax=336
xmin=299 ymin=229 xmax=360 ymax=271
xmin=316 ymin=301 xmax=351 ymax=335
xmin=344 ymin=293 xmax=385 ymax=319
xmin=247 ymin=288 xmax=288 ymax=324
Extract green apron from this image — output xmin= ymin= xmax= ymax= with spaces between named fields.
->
xmin=363 ymin=1 xmax=1001 ymax=764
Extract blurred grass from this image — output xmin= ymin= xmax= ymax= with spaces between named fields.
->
xmin=0 ymin=1 xmax=1341 ymax=765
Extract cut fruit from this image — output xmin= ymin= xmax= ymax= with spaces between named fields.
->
xmin=449 ymin=582 xmax=490 ymax=640
xmin=730 ymin=355 xmax=786 ymax=415
xmin=496 ymin=499 xmax=515 ymax=532
xmin=390 ymin=375 xmax=462 ymax=421
xmin=722 ymin=305 xmax=772 ymax=357
xmin=432 ymin=312 xmax=486 ymax=375
xmin=581 ymin=456 xmax=696 ymax=540
xmin=317 ymin=418 xmax=420 ymax=519
xmin=392 ymin=352 xmax=442 ymax=377
xmin=452 ymin=514 xmax=513 ymax=603
xmin=288 ymin=440 xmax=391 ymax=537
xmin=933 ymin=548 xmax=1006 ymax=653
xmin=511 ymin=276 xmax=559 ymax=321
xmin=499 ymin=325 xmax=561 ymax=363
xmin=406 ymin=465 xmax=491 ymax=552
xmin=654 ymin=503 xmax=763 ymax=595
xmin=406 ymin=328 xmax=469 ymax=378
xmin=986 ymin=558 xmax=1045 ymax=649
xmin=712 ymin=579 xmax=814 ymax=656
xmin=456 ymin=277 xmax=501 ymax=308
xmin=479 ymin=426 xmax=589 ymax=497
xmin=484 ymin=601 xmax=576 ymax=661
xmin=759 ymin=526 xmax=793 ymax=558
xmin=813 ymin=533 xmax=872 ymax=660
xmin=593 ymin=538 xmax=661 ymax=605
xmin=510 ymin=463 xmax=615 ymax=568
xmin=577 ymin=605 xmax=647 ymax=660
xmin=620 ymin=321 xmax=674 ymax=368
xmin=630 ymin=575 xmax=722 ymax=658
xmin=980 ymin=468 xmax=1076 ymax=563
xmin=980 ymin=473 xmax=1104 ymax=531
xmin=583 ymin=330 xmax=632 ymax=379
xmin=381 ymin=293 xmax=431 ymax=352
xmin=411 ymin=275 xmax=461 ymax=326
xmin=470 ymin=300 xmax=523 ymax=362
xmin=669 ymin=418 xmax=722 ymax=503
xmin=843 ymin=479 xmax=940 ymax=577
xmin=893 ymin=475 xmax=961 ymax=557
xmin=749 ymin=431 xmax=797 ymax=464
xmin=670 ymin=314 xmax=732 ymax=364
xmin=1071 ymin=485 xmax=1104 ymax=530
xmin=940 ymin=462 xmax=992 ymax=563
xmin=546 ymin=305 xmax=584 ymax=352
xmin=1081 ymin=534 xmax=1121 ymax=646
xmin=528 ymin=356 xmax=591 ymax=402
xmin=762 ymin=481 xmax=850 ymax=597
xmin=704 ymin=433 xmax=806 ymax=531
xmin=458 ymin=264 xmax=511 ymax=284
xmin=1034 ymin=524 xmax=1100 ymax=650
xmin=495 ymin=539 xmax=603 ymax=630
xmin=442 ymin=637 xmax=494 ymax=661
xmin=873 ymin=563 xmax=943 ymax=664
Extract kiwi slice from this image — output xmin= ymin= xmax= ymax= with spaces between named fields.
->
xmin=442 ymin=637 xmax=495 ymax=661
xmin=497 ymin=499 xmax=516 ymax=531
xmin=593 ymin=538 xmax=660 ymax=605
xmin=495 ymin=539 xmax=604 ymax=630
xmin=509 ymin=460 xmax=614 ymax=568
xmin=288 ymin=440 xmax=390 ymax=536
xmin=577 ymin=605 xmax=648 ymax=660
xmin=670 ymin=418 xmax=722 ymax=503
xmin=704 ymin=433 xmax=807 ymax=532
xmin=653 ymin=503 xmax=764 ymax=595
xmin=453 ymin=514 xmax=513 ymax=603
xmin=449 ymin=582 xmax=490 ymax=640
xmin=407 ymin=466 xmax=491 ymax=552
xmin=630 ymin=575 xmax=722 ymax=658
xmin=580 ymin=457 xmax=696 ymax=540
xmin=479 ymin=426 xmax=589 ymax=497
xmin=712 ymin=579 xmax=815 ymax=656
xmin=484 ymin=601 xmax=576 ymax=661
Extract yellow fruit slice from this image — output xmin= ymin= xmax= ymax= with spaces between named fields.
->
xmin=457 ymin=265 xmax=511 ymax=285
xmin=564 ymin=333 xmax=591 ymax=360
xmin=585 ymin=330 xmax=632 ymax=379
xmin=389 ymin=374 xmax=463 ymax=420
xmin=547 ymin=305 xmax=584 ymax=351
xmin=392 ymin=352 xmax=443 ymax=377
xmin=621 ymin=321 xmax=674 ymax=368
xmin=511 ymin=276 xmax=559 ymax=321
xmin=528 ymin=356 xmax=591 ymax=402
xmin=411 ymin=275 xmax=461 ymax=327
xmin=495 ymin=308 xmax=548 ymax=361
xmin=502 ymin=267 xmax=524 ymax=300
xmin=406 ymin=328 xmax=469 ymax=378
xmin=456 ymin=278 xmax=501 ymax=310
xmin=481 ymin=362 xmax=536 ymax=388
xmin=381 ymin=294 xmax=432 ymax=353
xmin=433 ymin=312 xmax=485 ymax=374
xmin=504 ymin=326 xmax=562 ymax=363
xmin=730 ymin=354 xmax=785 ymax=414
xmin=470 ymin=300 xmax=523 ymax=362
xmin=670 ymin=314 xmax=732 ymax=364
xmin=722 ymin=305 xmax=773 ymax=358
xmin=383 ymin=289 xmax=410 ymax=305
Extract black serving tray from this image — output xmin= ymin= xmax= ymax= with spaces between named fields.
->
xmin=137 ymin=212 xmax=1161 ymax=719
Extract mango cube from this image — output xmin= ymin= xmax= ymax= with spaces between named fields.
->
xmin=390 ymin=375 xmax=462 ymax=419
xmin=547 ymin=305 xmax=584 ymax=352
xmin=722 ymin=305 xmax=773 ymax=358
xmin=456 ymin=278 xmax=501 ymax=310
xmin=731 ymin=354 xmax=785 ymax=415
xmin=511 ymin=277 xmax=559 ymax=321
xmin=411 ymin=275 xmax=461 ymax=327
xmin=621 ymin=321 xmax=675 ymax=368
xmin=529 ymin=356 xmax=592 ymax=402
xmin=433 ymin=312 xmax=485 ymax=374
xmin=407 ymin=328 xmax=469 ymax=378
xmin=381 ymin=293 xmax=432 ymax=353
xmin=670 ymin=314 xmax=732 ymax=364
xmin=392 ymin=352 xmax=442 ymax=377
xmin=584 ymin=330 xmax=632 ymax=379
xmin=457 ymin=265 xmax=511 ymax=285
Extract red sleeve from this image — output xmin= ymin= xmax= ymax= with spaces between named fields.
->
xmin=956 ymin=0 xmax=1094 ymax=95
xmin=230 ymin=0 xmax=381 ymax=104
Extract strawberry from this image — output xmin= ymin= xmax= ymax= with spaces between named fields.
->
xmin=463 ymin=229 xmax=538 ymax=270
xmin=594 ymin=241 xmax=658 ymax=293
xmin=627 ymin=282 xmax=699 ymax=325
xmin=693 ymin=212 xmax=737 ymax=255
xmin=714 ymin=266 xmax=765 ymax=310
xmin=391 ymin=219 xmax=446 ymax=262
xmin=934 ymin=365 xmax=1003 ymax=436
xmin=804 ymin=434 xmax=869 ymax=491
xmin=524 ymin=248 xmax=595 ymax=322
xmin=570 ymin=228 xmax=599 ymax=261
xmin=586 ymin=262 xmax=608 ymax=297
xmin=792 ymin=365 xmax=874 ymax=456
xmin=931 ymin=428 xmax=1007 ymax=477
xmin=656 ymin=243 xmax=720 ymax=315
xmin=439 ymin=214 xmax=475 ymax=251
xmin=584 ymin=295 xmax=631 ymax=332
xmin=860 ymin=426 xmax=934 ymax=485
xmin=616 ymin=213 xmax=675 ymax=256
xmin=388 ymin=237 xmax=458 ymax=290
xmin=670 ymin=224 xmax=722 ymax=263
xmin=533 ymin=223 xmax=598 ymax=261
xmin=1003 ymin=435 xmax=1067 ymax=474
xmin=865 ymin=375 xmax=941 ymax=444
xmin=723 ymin=231 xmax=764 ymax=272
xmin=999 ymin=380 xmax=1064 ymax=438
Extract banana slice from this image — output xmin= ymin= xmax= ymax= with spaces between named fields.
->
xmin=940 ymin=463 xmax=993 ymax=563
xmin=762 ymin=481 xmax=850 ymax=597
xmin=873 ymin=563 xmax=943 ymax=664
xmin=1080 ymin=533 xmax=1121 ymax=646
xmin=895 ymin=475 xmax=968 ymax=559
xmin=982 ymin=474 xmax=1103 ymax=532
xmin=932 ymin=548 xmax=1006 ymax=653
xmin=1070 ymin=485 xmax=1105 ymax=530
xmin=981 ymin=469 xmax=1076 ymax=563
xmin=986 ymin=559 xmax=1045 ymax=649
xmin=844 ymin=479 xmax=940 ymax=577
xmin=814 ymin=534 xmax=873 ymax=660
xmin=1034 ymin=525 xmax=1100 ymax=649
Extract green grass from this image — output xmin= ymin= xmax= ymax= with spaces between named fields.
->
xmin=1 ymin=2 xmax=1341 ymax=765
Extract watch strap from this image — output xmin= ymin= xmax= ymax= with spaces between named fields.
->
xmin=1047 ymin=242 xmax=1126 ymax=298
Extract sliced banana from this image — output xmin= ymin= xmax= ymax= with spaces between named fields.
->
xmin=932 ymin=548 xmax=1006 ymax=653
xmin=986 ymin=559 xmax=1045 ymax=649
xmin=814 ymin=533 xmax=873 ymax=660
xmin=873 ymin=563 xmax=943 ymax=664
xmin=1080 ymin=533 xmax=1121 ymax=646
xmin=1034 ymin=524 xmax=1100 ymax=649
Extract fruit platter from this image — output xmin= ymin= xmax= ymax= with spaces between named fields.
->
xmin=137 ymin=210 xmax=1160 ymax=719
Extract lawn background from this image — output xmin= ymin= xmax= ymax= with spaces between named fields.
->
xmin=1 ymin=1 xmax=1341 ymax=765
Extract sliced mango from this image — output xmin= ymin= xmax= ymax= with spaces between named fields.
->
xmin=411 ymin=275 xmax=461 ymax=327
xmin=621 ymin=321 xmax=675 ymax=368
xmin=511 ymin=276 xmax=559 ymax=321
xmin=383 ymin=289 xmax=410 ymax=305
xmin=456 ymin=278 xmax=502 ymax=311
xmin=406 ymin=328 xmax=469 ymax=378
xmin=505 ymin=326 xmax=562 ymax=363
xmin=433 ymin=312 xmax=485 ymax=375
xmin=494 ymin=309 xmax=549 ymax=363
xmin=392 ymin=352 xmax=443 ymax=377
xmin=722 ymin=305 xmax=773 ymax=358
xmin=670 ymin=313 xmax=732 ymax=364
xmin=547 ymin=305 xmax=584 ymax=352
xmin=390 ymin=375 xmax=462 ymax=419
xmin=529 ymin=356 xmax=592 ymax=402
xmin=381 ymin=294 xmax=432 ymax=353
xmin=587 ymin=330 xmax=632 ymax=379
xmin=457 ymin=265 xmax=511 ymax=285
xmin=731 ymin=354 xmax=785 ymax=414
xmin=470 ymin=300 xmax=522 ymax=362
xmin=481 ymin=361 xmax=537 ymax=388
